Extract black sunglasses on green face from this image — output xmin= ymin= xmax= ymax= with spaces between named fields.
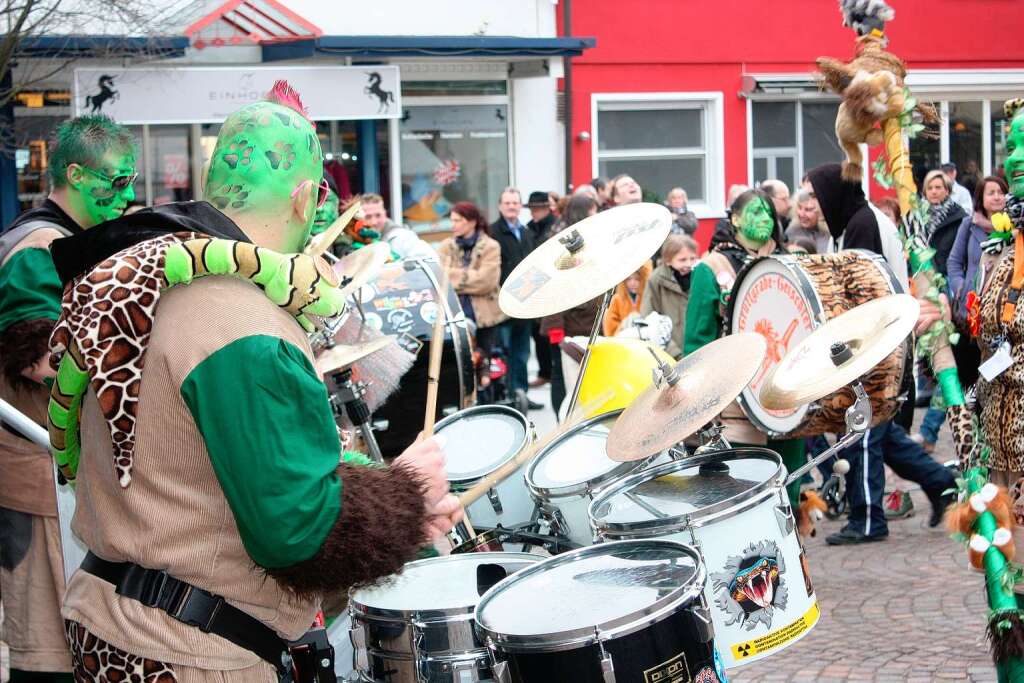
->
xmin=79 ymin=165 xmax=138 ymax=191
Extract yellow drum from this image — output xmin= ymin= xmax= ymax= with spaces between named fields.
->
xmin=575 ymin=338 xmax=674 ymax=417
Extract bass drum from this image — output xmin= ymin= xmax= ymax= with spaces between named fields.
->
xmin=358 ymin=258 xmax=475 ymax=457
xmin=725 ymin=250 xmax=906 ymax=438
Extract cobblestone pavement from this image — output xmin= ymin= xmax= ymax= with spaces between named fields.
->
xmin=732 ymin=413 xmax=996 ymax=683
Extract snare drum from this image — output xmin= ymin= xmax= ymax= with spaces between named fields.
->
xmin=589 ymin=449 xmax=819 ymax=669
xmin=525 ymin=410 xmax=667 ymax=547
xmin=474 ymin=540 xmax=722 ymax=683
xmin=436 ymin=405 xmax=536 ymax=529
xmin=726 ymin=250 xmax=906 ymax=438
xmin=350 ymin=552 xmax=540 ymax=682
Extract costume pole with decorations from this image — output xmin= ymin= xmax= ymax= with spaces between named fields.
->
xmin=817 ymin=2 xmax=1024 ymax=678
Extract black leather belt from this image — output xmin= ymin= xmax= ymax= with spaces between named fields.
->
xmin=80 ymin=552 xmax=292 ymax=676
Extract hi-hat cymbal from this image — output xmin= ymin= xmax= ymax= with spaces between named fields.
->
xmin=498 ymin=203 xmax=672 ymax=319
xmin=606 ymin=333 xmax=768 ymax=462
xmin=315 ymin=336 xmax=397 ymax=376
xmin=333 ymin=242 xmax=391 ymax=297
xmin=759 ymin=294 xmax=919 ymax=410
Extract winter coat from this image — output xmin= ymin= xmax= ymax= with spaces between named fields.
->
xmin=490 ymin=218 xmax=536 ymax=285
xmin=603 ymin=263 xmax=653 ymax=336
xmin=641 ymin=265 xmax=690 ymax=358
xmin=540 ymin=297 xmax=602 ymax=337
xmin=947 ymin=212 xmax=994 ymax=321
xmin=927 ymin=203 xmax=968 ymax=278
xmin=436 ymin=232 xmax=507 ymax=329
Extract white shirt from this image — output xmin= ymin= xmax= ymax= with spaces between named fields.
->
xmin=834 ymin=206 xmax=909 ymax=290
xmin=951 ymin=182 xmax=974 ymax=216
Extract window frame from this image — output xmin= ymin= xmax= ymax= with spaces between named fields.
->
xmin=591 ymin=91 xmax=726 ymax=219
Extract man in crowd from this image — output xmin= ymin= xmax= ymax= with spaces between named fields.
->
xmin=0 ymin=114 xmax=137 ymax=682
xmin=785 ymin=189 xmax=831 ymax=254
xmin=526 ymin=191 xmax=557 ymax=388
xmin=760 ymin=179 xmax=792 ymax=235
xmin=47 ymin=83 xmax=460 ymax=681
xmin=711 ymin=183 xmax=751 ymax=249
xmin=806 ymin=163 xmax=955 ymax=545
xmin=491 ymin=187 xmax=541 ymax=409
xmin=360 ymin=192 xmax=434 ymax=260
xmin=590 ymin=176 xmax=612 ymax=209
xmin=610 ymin=174 xmax=643 ymax=206
xmin=941 ymin=162 xmax=974 ymax=215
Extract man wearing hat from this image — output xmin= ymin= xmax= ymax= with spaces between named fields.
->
xmin=526 ymin=191 xmax=556 ymax=389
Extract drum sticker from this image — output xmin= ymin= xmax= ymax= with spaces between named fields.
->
xmin=386 ymin=308 xmax=415 ymax=334
xmin=504 ymin=266 xmax=550 ymax=303
xmin=730 ymin=602 xmax=820 ymax=662
xmin=695 ymin=667 xmax=722 ymax=683
xmin=711 ymin=540 xmax=787 ymax=631
xmin=799 ymin=549 xmax=814 ymax=597
xmin=642 ymin=651 xmax=690 ymax=683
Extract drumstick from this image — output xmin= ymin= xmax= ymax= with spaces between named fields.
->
xmin=457 ymin=390 xmax=614 ymax=508
xmin=423 ymin=271 xmax=449 ymax=436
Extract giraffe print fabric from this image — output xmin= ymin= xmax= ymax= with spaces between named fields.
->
xmin=66 ymin=620 xmax=177 ymax=682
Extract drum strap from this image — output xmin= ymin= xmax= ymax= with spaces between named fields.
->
xmin=1001 ymin=231 xmax=1024 ymax=324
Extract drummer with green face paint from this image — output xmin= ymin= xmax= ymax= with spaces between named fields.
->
xmin=682 ymin=188 xmax=805 ymax=508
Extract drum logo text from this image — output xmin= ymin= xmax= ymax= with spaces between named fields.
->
xmin=643 ymin=651 xmax=691 ymax=683
xmin=711 ymin=540 xmax=788 ymax=631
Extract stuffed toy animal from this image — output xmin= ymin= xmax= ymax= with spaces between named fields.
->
xmin=798 ymin=490 xmax=829 ymax=538
xmin=947 ymin=483 xmax=1016 ymax=567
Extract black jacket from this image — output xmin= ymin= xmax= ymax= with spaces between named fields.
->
xmin=490 ymin=218 xmax=536 ymax=285
xmin=808 ymin=163 xmax=884 ymax=256
xmin=6 ymin=198 xmax=83 ymax=235
xmin=51 ymin=200 xmax=249 ymax=285
xmin=527 ymin=212 xmax=556 ymax=245
xmin=927 ymin=205 xmax=968 ymax=277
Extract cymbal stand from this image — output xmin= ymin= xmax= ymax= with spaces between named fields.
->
xmin=563 ymin=288 xmax=613 ymax=417
xmin=327 ymin=367 xmax=384 ymax=464
xmin=694 ymin=422 xmax=732 ymax=455
xmin=784 ymin=341 xmax=872 ymax=485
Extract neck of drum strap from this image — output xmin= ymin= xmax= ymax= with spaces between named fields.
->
xmin=1002 ymin=231 xmax=1024 ymax=324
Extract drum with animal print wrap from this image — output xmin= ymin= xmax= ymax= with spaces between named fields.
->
xmin=725 ymin=250 xmax=907 ymax=438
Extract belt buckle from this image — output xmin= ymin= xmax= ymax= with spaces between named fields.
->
xmin=170 ymin=586 xmax=223 ymax=634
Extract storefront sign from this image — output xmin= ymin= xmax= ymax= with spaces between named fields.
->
xmin=73 ymin=66 xmax=401 ymax=124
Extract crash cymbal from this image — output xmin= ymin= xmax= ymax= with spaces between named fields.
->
xmin=305 ymin=200 xmax=362 ymax=259
xmin=606 ymin=333 xmax=768 ymax=462
xmin=333 ymin=241 xmax=391 ymax=297
xmin=498 ymin=203 xmax=672 ymax=319
xmin=759 ymin=294 xmax=919 ymax=410
xmin=315 ymin=335 xmax=397 ymax=376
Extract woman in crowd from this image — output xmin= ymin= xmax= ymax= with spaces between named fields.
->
xmin=641 ymin=234 xmax=698 ymax=359
xmin=540 ymin=194 xmax=603 ymax=417
xmin=435 ymin=201 xmax=505 ymax=362
xmin=923 ymin=169 xmax=969 ymax=278
xmin=665 ymin=187 xmax=699 ymax=235
xmin=785 ymin=189 xmax=830 ymax=254
xmin=603 ymin=263 xmax=652 ymax=336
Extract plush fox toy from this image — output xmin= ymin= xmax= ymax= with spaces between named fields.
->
xmin=946 ymin=483 xmax=1016 ymax=569
xmin=798 ymin=490 xmax=829 ymax=538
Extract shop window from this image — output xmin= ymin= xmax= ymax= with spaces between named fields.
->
xmin=909 ymin=116 xmax=941 ymax=193
xmin=751 ymin=101 xmax=842 ymax=192
xmin=402 ymin=81 xmax=507 ymax=97
xmin=801 ymin=102 xmax=842 ymax=176
xmin=399 ymin=104 xmax=510 ymax=233
xmin=992 ymin=99 xmax=1011 ymax=176
xmin=950 ymin=101 xmax=983 ymax=195
xmin=594 ymin=95 xmax=723 ymax=214
xmin=149 ymin=125 xmax=192 ymax=205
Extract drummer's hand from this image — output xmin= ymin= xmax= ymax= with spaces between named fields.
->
xmin=423 ymin=493 xmax=464 ymax=541
xmin=394 ymin=434 xmax=449 ymax=505
xmin=915 ymin=293 xmax=949 ymax=335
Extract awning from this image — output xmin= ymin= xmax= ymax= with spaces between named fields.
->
xmin=262 ymin=35 xmax=595 ymax=62
xmin=17 ymin=35 xmax=189 ymax=59
xmin=741 ymin=69 xmax=1024 ymax=98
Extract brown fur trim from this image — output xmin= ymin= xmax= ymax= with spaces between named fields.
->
xmin=988 ymin=611 xmax=1024 ymax=665
xmin=0 ymin=318 xmax=55 ymax=390
xmin=266 ymin=462 xmax=428 ymax=598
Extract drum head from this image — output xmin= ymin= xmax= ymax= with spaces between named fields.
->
xmin=475 ymin=540 xmax=703 ymax=648
xmin=526 ymin=411 xmax=632 ymax=496
xmin=729 ymin=257 xmax=820 ymax=435
xmin=436 ymin=406 xmax=529 ymax=483
xmin=351 ymin=552 xmax=539 ymax=618
xmin=590 ymin=450 xmax=782 ymax=533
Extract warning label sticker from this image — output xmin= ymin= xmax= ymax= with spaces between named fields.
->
xmin=730 ymin=602 xmax=820 ymax=661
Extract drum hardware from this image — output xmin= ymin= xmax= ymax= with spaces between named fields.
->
xmin=783 ymin=380 xmax=871 ymax=486
xmin=486 ymin=488 xmax=504 ymax=515
xmin=326 ymin=367 xmax=383 ymax=464
xmin=694 ymin=422 xmax=732 ymax=458
xmin=564 ymin=287 xmax=614 ymax=417
xmin=606 ymin=333 xmax=769 ymax=463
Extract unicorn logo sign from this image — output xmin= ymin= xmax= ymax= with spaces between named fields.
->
xmin=364 ymin=72 xmax=395 ymax=114
xmin=85 ymin=74 xmax=119 ymax=113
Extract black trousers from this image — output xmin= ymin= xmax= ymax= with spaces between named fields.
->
xmin=531 ymin=321 xmax=551 ymax=381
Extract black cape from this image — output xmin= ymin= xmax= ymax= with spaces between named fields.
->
xmin=807 ymin=163 xmax=884 ymax=256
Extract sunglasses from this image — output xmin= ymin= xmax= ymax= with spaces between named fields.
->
xmin=80 ymin=165 xmax=138 ymax=191
xmin=293 ymin=179 xmax=332 ymax=209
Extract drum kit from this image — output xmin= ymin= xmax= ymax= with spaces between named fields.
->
xmin=322 ymin=203 xmax=922 ymax=681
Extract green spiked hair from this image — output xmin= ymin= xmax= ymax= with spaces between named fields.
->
xmin=203 ymin=80 xmax=323 ymax=218
xmin=49 ymin=115 xmax=137 ymax=188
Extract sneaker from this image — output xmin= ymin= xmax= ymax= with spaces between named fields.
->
xmin=884 ymin=489 xmax=915 ymax=519
xmin=928 ymin=491 xmax=955 ymax=528
xmin=527 ymin=399 xmax=544 ymax=411
xmin=528 ymin=377 xmax=550 ymax=388
xmin=909 ymin=432 xmax=936 ymax=454
xmin=826 ymin=527 xmax=888 ymax=545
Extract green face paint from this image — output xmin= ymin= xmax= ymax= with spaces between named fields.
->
xmin=205 ymin=101 xmax=324 ymax=252
xmin=1005 ymin=115 xmax=1024 ymax=199
xmin=69 ymin=151 xmax=137 ymax=227
xmin=739 ymin=197 xmax=775 ymax=244
xmin=311 ymin=189 xmax=339 ymax=235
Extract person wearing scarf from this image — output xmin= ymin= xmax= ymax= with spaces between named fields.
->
xmin=923 ymin=169 xmax=969 ymax=279
xmin=436 ymin=201 xmax=506 ymax=357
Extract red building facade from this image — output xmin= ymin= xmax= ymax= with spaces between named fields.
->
xmin=559 ymin=0 xmax=1024 ymax=247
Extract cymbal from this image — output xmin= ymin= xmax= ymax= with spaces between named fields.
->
xmin=606 ymin=333 xmax=768 ymax=462
xmin=498 ymin=203 xmax=672 ymax=319
xmin=305 ymin=200 xmax=362 ymax=258
xmin=315 ymin=336 xmax=397 ymax=376
xmin=333 ymin=242 xmax=391 ymax=297
xmin=759 ymin=294 xmax=919 ymax=410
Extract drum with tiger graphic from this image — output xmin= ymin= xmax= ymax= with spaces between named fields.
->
xmin=725 ymin=250 xmax=907 ymax=438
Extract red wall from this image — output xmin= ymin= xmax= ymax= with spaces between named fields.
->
xmin=560 ymin=0 xmax=1024 ymax=249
